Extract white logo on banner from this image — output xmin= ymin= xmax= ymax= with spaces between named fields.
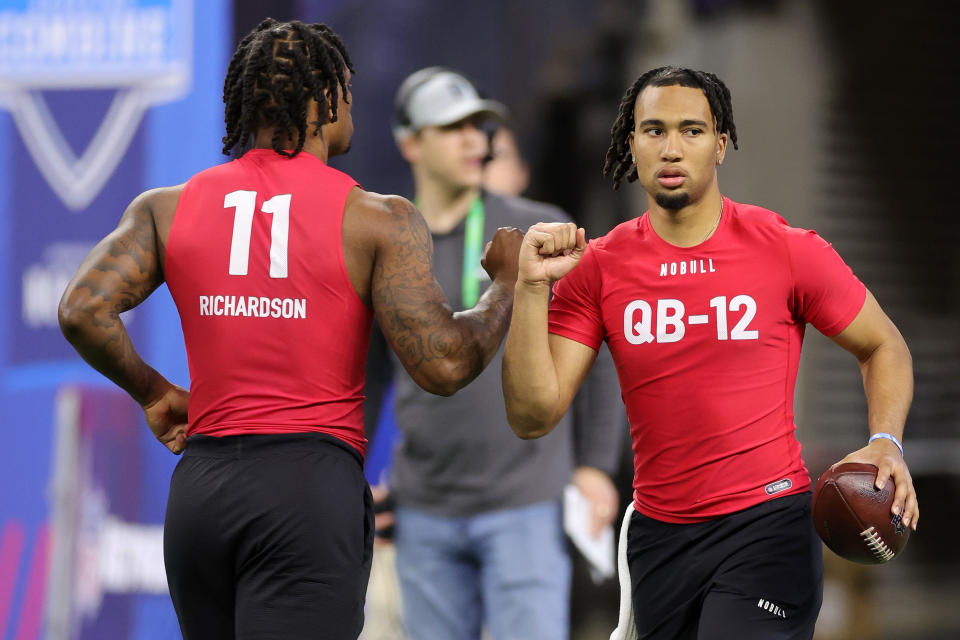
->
xmin=0 ymin=0 xmax=194 ymax=211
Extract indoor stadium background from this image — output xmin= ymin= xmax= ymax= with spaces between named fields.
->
xmin=0 ymin=1 xmax=957 ymax=639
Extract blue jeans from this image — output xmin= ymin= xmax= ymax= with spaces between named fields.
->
xmin=394 ymin=501 xmax=570 ymax=640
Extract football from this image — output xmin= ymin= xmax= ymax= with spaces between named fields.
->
xmin=811 ymin=462 xmax=910 ymax=564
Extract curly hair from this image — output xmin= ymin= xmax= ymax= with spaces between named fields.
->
xmin=221 ymin=18 xmax=354 ymax=157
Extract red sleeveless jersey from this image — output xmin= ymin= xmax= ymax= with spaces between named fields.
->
xmin=165 ymin=149 xmax=371 ymax=454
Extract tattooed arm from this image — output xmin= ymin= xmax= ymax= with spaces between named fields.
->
xmin=343 ymin=191 xmax=523 ymax=396
xmin=58 ymin=187 xmax=188 ymax=453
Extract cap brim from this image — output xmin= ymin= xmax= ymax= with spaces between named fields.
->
xmin=412 ymin=99 xmax=508 ymax=129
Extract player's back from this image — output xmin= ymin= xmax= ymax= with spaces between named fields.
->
xmin=165 ymin=149 xmax=371 ymax=453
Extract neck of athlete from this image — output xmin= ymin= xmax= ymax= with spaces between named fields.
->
xmin=251 ymin=126 xmax=331 ymax=164
xmin=413 ymin=170 xmax=481 ymax=234
xmin=646 ymin=180 xmax=724 ymax=248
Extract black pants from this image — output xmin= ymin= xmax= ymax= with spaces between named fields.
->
xmin=628 ymin=492 xmax=823 ymax=640
xmin=164 ymin=432 xmax=374 ymax=640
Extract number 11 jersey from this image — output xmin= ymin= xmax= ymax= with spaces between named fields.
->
xmin=165 ymin=149 xmax=371 ymax=453
xmin=548 ymin=197 xmax=866 ymax=522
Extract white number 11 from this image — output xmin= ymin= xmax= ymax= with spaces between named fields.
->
xmin=224 ymin=190 xmax=291 ymax=278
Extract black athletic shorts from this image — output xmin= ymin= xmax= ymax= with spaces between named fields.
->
xmin=627 ymin=491 xmax=823 ymax=640
xmin=164 ymin=432 xmax=374 ymax=640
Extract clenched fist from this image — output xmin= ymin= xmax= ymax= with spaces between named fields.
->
xmin=481 ymin=226 xmax=525 ymax=285
xmin=519 ymin=222 xmax=586 ymax=286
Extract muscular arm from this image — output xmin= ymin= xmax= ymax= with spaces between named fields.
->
xmin=830 ymin=289 xmax=918 ymax=529
xmin=59 ymin=187 xmax=188 ymax=454
xmin=357 ymin=194 xmax=520 ymax=396
xmin=503 ymin=284 xmax=597 ymax=437
xmin=502 ymin=223 xmax=594 ymax=438
xmin=58 ymin=191 xmax=168 ymax=404
xmin=831 ymin=290 xmax=913 ymax=444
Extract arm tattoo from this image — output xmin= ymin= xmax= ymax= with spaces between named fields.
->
xmin=371 ymin=198 xmax=513 ymax=390
xmin=60 ymin=199 xmax=165 ymax=405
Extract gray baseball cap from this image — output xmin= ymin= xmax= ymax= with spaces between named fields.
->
xmin=393 ymin=67 xmax=508 ymax=139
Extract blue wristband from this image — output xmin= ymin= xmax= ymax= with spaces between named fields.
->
xmin=869 ymin=432 xmax=904 ymax=457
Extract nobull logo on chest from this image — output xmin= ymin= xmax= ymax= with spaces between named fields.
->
xmin=659 ymin=259 xmax=716 ymax=277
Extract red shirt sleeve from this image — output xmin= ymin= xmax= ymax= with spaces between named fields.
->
xmin=548 ymin=242 xmax=605 ymax=350
xmin=786 ymin=228 xmax=867 ymax=336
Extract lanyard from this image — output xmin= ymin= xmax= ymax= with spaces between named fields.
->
xmin=414 ymin=195 xmax=486 ymax=308
xmin=461 ymin=197 xmax=485 ymax=308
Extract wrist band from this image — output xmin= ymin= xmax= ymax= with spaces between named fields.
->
xmin=869 ymin=432 xmax=904 ymax=457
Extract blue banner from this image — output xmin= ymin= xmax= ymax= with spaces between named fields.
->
xmin=0 ymin=1 xmax=230 ymax=638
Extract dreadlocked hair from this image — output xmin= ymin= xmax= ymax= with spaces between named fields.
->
xmin=221 ymin=18 xmax=354 ymax=158
xmin=603 ymin=66 xmax=738 ymax=190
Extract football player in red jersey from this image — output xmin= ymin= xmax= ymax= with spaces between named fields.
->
xmin=59 ymin=19 xmax=522 ymax=640
xmin=502 ymin=67 xmax=917 ymax=639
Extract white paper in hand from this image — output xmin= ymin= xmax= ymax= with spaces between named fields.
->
xmin=563 ymin=484 xmax=615 ymax=581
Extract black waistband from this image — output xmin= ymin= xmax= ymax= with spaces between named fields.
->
xmin=183 ymin=431 xmax=362 ymax=466
xmin=632 ymin=491 xmax=813 ymax=529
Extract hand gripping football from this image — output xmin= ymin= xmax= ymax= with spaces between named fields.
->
xmin=811 ymin=462 xmax=910 ymax=564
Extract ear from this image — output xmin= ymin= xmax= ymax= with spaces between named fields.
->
xmin=326 ymin=94 xmax=336 ymax=124
xmin=627 ymin=129 xmax=638 ymax=168
xmin=397 ymin=131 xmax=419 ymax=164
xmin=715 ymin=132 xmax=728 ymax=166
xmin=315 ymin=89 xmax=336 ymax=125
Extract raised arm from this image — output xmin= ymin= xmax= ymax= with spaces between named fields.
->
xmin=347 ymin=192 xmax=522 ymax=396
xmin=58 ymin=187 xmax=188 ymax=453
xmin=830 ymin=290 xmax=917 ymax=530
xmin=503 ymin=222 xmax=596 ymax=438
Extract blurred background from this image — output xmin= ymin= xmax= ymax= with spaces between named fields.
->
xmin=0 ymin=0 xmax=957 ymax=638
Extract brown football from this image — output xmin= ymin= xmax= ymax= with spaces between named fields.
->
xmin=811 ymin=462 xmax=910 ymax=564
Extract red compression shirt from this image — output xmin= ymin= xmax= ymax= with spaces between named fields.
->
xmin=165 ymin=149 xmax=371 ymax=454
xmin=549 ymin=197 xmax=866 ymax=522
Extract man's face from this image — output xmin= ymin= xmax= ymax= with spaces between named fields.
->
xmin=406 ymin=113 xmax=491 ymax=190
xmin=628 ymin=84 xmax=727 ymax=209
xmin=326 ymin=70 xmax=354 ymax=157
